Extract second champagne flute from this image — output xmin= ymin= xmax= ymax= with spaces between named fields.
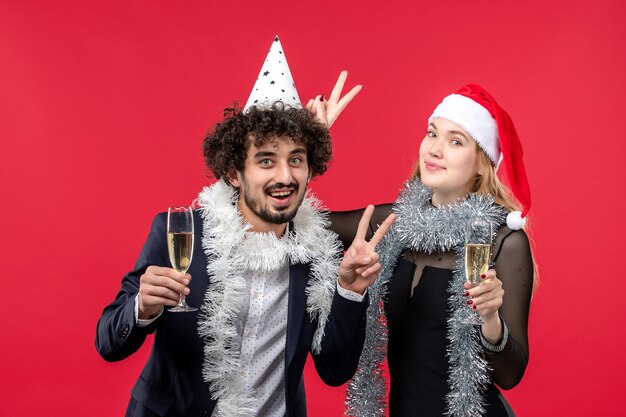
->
xmin=461 ymin=218 xmax=492 ymax=325
xmin=167 ymin=206 xmax=197 ymax=312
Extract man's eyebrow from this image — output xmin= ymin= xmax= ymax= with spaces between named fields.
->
xmin=253 ymin=151 xmax=277 ymax=159
xmin=289 ymin=147 xmax=307 ymax=154
xmin=253 ymin=147 xmax=306 ymax=159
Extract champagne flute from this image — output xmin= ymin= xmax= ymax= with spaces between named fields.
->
xmin=460 ymin=218 xmax=492 ymax=325
xmin=167 ymin=206 xmax=197 ymax=312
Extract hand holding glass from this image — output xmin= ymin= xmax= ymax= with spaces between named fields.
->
xmin=167 ymin=206 xmax=197 ymax=312
xmin=461 ymin=218 xmax=492 ymax=325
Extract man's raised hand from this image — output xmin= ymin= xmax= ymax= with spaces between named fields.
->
xmin=338 ymin=205 xmax=396 ymax=295
xmin=138 ymin=266 xmax=191 ymax=319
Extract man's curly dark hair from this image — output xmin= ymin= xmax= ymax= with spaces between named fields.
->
xmin=202 ymin=102 xmax=332 ymax=182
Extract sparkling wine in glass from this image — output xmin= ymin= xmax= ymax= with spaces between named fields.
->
xmin=461 ymin=218 xmax=492 ymax=325
xmin=167 ymin=206 xmax=197 ymax=312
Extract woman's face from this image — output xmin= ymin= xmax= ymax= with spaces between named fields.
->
xmin=419 ymin=118 xmax=482 ymax=205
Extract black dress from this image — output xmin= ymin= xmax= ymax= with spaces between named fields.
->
xmin=330 ymin=205 xmax=533 ymax=417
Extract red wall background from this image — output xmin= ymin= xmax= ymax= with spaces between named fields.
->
xmin=1 ymin=1 xmax=625 ymax=415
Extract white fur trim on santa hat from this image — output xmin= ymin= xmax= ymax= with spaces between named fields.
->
xmin=429 ymin=94 xmax=500 ymax=165
xmin=506 ymin=211 xmax=526 ymax=230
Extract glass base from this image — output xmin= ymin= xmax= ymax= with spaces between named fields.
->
xmin=168 ymin=304 xmax=197 ymax=313
xmin=168 ymin=293 xmax=196 ymax=313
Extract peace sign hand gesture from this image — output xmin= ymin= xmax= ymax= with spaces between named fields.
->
xmin=338 ymin=205 xmax=397 ymax=295
xmin=306 ymin=70 xmax=362 ymax=128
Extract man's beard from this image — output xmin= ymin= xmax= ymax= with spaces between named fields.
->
xmin=241 ymin=180 xmax=305 ymax=225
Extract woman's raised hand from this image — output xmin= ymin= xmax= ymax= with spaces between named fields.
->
xmin=306 ymin=70 xmax=362 ymax=128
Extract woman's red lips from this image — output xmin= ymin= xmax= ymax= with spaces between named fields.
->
xmin=425 ymin=161 xmax=445 ymax=170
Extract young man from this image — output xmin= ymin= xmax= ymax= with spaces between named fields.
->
xmin=96 ymin=37 xmax=393 ymax=417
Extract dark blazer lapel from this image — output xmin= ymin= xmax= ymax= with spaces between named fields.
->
xmin=285 ymin=262 xmax=308 ymax=368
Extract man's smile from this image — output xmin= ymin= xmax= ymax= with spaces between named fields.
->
xmin=265 ymin=184 xmax=298 ymax=205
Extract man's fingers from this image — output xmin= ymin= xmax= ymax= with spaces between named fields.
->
xmin=329 ymin=70 xmax=348 ymax=102
xmin=146 ymin=265 xmax=175 ymax=276
xmin=360 ymin=262 xmax=381 ymax=278
xmin=141 ymin=288 xmax=180 ymax=304
xmin=354 ymin=205 xmax=375 ymax=241
xmin=353 ymin=253 xmax=380 ymax=276
xmin=369 ymin=213 xmax=397 ymax=247
xmin=154 ymin=275 xmax=188 ymax=294
xmin=369 ymin=252 xmax=380 ymax=263
xmin=146 ymin=266 xmax=188 ymax=283
xmin=141 ymin=271 xmax=189 ymax=294
xmin=352 ymin=254 xmax=377 ymax=268
xmin=144 ymin=283 xmax=189 ymax=299
xmin=141 ymin=295 xmax=179 ymax=308
xmin=145 ymin=272 xmax=187 ymax=288
xmin=341 ymin=253 xmax=374 ymax=271
xmin=164 ymin=270 xmax=188 ymax=284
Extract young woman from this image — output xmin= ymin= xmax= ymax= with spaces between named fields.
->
xmin=311 ymin=82 xmax=534 ymax=417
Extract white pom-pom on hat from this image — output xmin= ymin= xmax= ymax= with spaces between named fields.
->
xmin=506 ymin=211 xmax=525 ymax=230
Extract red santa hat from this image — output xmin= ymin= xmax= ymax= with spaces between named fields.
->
xmin=429 ymin=84 xmax=531 ymax=230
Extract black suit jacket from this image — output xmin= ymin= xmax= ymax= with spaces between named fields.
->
xmin=96 ymin=211 xmax=367 ymax=417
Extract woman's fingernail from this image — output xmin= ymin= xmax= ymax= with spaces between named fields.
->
xmin=481 ymin=274 xmax=486 ymax=279
xmin=472 ymin=305 xmax=477 ymax=310
xmin=466 ymin=300 xmax=473 ymax=305
xmin=184 ymin=288 xmax=190 ymax=295
xmin=463 ymin=291 xmax=469 ymax=297
xmin=320 ymin=95 xmax=325 ymax=102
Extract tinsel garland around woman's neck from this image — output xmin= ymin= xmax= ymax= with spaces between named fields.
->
xmin=392 ymin=178 xmax=508 ymax=252
xmin=346 ymin=178 xmax=508 ymax=417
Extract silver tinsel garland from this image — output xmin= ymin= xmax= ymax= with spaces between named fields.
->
xmin=196 ymin=181 xmax=341 ymax=417
xmin=346 ymin=179 xmax=507 ymax=417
